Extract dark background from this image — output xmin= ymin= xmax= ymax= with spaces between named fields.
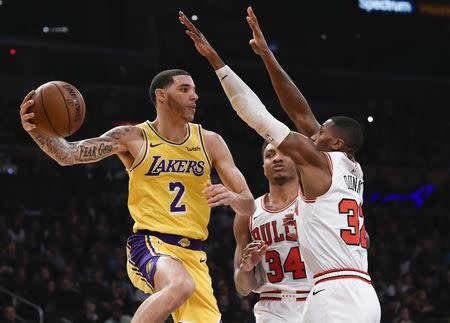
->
xmin=0 ymin=1 xmax=449 ymax=322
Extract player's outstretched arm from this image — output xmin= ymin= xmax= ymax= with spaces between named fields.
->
xmin=180 ymin=12 xmax=331 ymax=198
xmin=246 ymin=6 xmax=319 ymax=137
xmin=20 ymin=90 xmax=134 ymax=166
xmin=180 ymin=11 xmax=292 ymax=150
xmin=233 ymin=215 xmax=266 ymax=296
xmin=202 ymin=130 xmax=255 ymax=216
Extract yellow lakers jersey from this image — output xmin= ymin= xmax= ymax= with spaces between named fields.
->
xmin=127 ymin=121 xmax=212 ymax=240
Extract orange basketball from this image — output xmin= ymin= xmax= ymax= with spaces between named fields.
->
xmin=30 ymin=81 xmax=86 ymax=137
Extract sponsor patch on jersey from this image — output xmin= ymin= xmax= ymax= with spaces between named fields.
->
xmin=186 ymin=145 xmax=201 ymax=152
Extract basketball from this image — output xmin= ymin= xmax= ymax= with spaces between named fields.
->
xmin=30 ymin=81 xmax=86 ymax=137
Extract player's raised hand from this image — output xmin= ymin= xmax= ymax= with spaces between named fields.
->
xmin=240 ymin=240 xmax=268 ymax=271
xmin=179 ymin=11 xmax=216 ymax=58
xmin=20 ymin=90 xmax=37 ymax=132
xmin=246 ymin=6 xmax=270 ymax=56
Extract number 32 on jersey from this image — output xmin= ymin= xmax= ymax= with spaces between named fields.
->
xmin=339 ymin=198 xmax=368 ymax=248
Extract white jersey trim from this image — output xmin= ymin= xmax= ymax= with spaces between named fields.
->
xmin=260 ymin=193 xmax=298 ymax=213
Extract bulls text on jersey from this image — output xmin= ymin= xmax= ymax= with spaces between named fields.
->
xmin=251 ymin=220 xmax=298 ymax=246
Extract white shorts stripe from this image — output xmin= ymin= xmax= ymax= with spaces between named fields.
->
xmin=313 ymin=268 xmax=371 ymax=285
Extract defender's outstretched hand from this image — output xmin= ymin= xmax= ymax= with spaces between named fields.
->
xmin=246 ymin=6 xmax=270 ymax=56
xmin=179 ymin=11 xmax=215 ymax=58
xmin=179 ymin=11 xmax=225 ymax=70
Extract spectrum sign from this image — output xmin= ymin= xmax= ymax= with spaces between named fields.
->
xmin=358 ymin=0 xmax=415 ymax=13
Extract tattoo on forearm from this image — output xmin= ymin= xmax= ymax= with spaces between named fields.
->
xmin=30 ymin=130 xmax=75 ymax=164
xmin=29 ymin=126 xmax=129 ymax=165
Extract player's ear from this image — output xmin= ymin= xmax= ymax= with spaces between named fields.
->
xmin=155 ymin=88 xmax=166 ymax=103
xmin=330 ymin=138 xmax=344 ymax=151
xmin=262 ymin=163 xmax=267 ymax=177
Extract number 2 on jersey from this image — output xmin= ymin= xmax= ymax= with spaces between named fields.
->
xmin=169 ymin=182 xmax=186 ymax=214
xmin=339 ymin=198 xmax=368 ymax=248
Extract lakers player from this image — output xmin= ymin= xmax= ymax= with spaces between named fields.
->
xmin=181 ymin=8 xmax=381 ymax=323
xmin=19 ymin=69 xmax=255 ymax=323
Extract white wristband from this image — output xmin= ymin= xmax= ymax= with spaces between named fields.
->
xmin=216 ymin=65 xmax=290 ymax=147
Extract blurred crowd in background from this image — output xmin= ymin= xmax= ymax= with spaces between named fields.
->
xmin=0 ymin=172 xmax=449 ymax=323
xmin=1 ymin=1 xmax=449 ymax=322
xmin=0 ymin=95 xmax=448 ymax=322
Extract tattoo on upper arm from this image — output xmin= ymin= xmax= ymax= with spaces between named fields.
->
xmin=75 ymin=127 xmax=129 ymax=162
xmin=107 ymin=127 xmax=131 ymax=140
xmin=77 ymin=139 xmax=116 ymax=161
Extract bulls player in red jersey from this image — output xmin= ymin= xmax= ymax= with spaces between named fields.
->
xmin=233 ymin=141 xmax=313 ymax=323
xmin=180 ymin=7 xmax=381 ymax=323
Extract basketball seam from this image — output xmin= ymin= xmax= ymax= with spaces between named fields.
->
xmin=40 ymin=85 xmax=63 ymax=137
xmin=51 ymin=82 xmax=71 ymax=135
xmin=79 ymin=91 xmax=86 ymax=126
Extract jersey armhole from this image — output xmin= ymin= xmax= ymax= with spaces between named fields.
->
xmin=322 ymin=152 xmax=333 ymax=177
xmin=299 ymin=152 xmax=333 ymax=203
xmin=198 ymin=125 xmax=212 ymax=168
xmin=128 ymin=127 xmax=148 ymax=173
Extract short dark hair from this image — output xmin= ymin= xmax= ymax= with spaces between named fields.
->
xmin=149 ymin=69 xmax=191 ymax=106
xmin=330 ymin=116 xmax=363 ymax=154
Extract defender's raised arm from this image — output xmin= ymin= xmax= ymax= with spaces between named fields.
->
xmin=246 ymin=6 xmax=320 ymax=137
xmin=179 ymin=10 xmax=331 ymax=199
